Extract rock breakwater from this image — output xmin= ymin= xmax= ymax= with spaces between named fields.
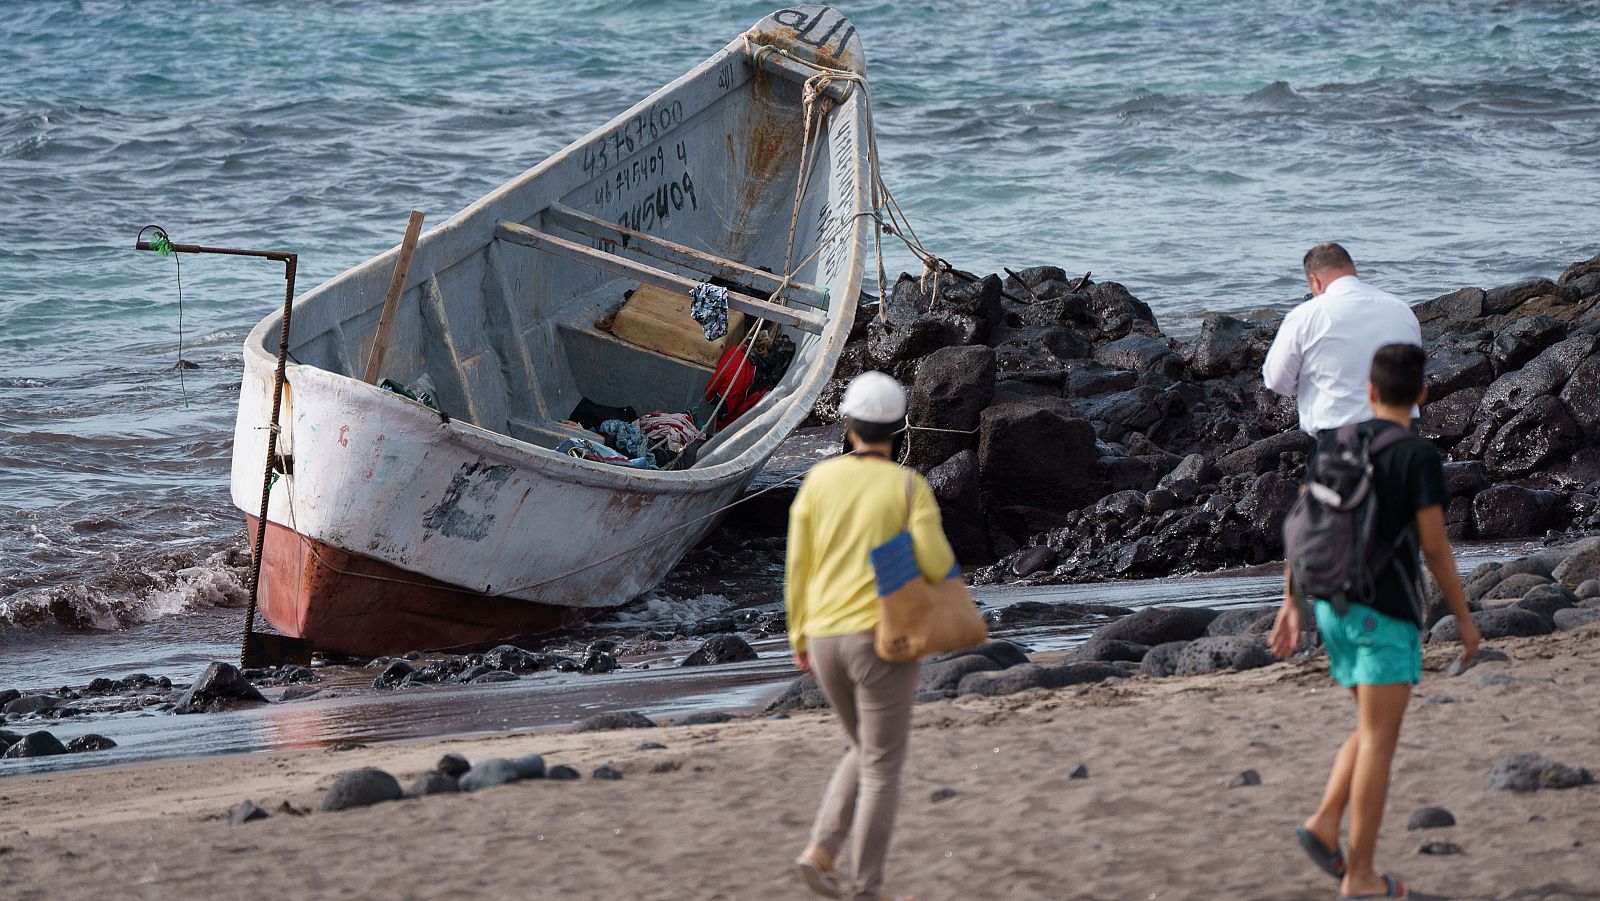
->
xmin=796 ymin=252 xmax=1600 ymax=584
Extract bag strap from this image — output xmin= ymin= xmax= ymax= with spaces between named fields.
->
xmin=902 ymin=469 xmax=915 ymax=531
xmin=1366 ymin=422 xmax=1412 ymax=458
xmin=1362 ymin=422 xmax=1426 ymax=625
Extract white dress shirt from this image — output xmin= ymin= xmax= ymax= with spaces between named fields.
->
xmin=1262 ymin=274 xmax=1422 ymax=434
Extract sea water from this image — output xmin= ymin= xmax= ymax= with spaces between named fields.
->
xmin=2 ymin=0 xmax=1597 ymax=684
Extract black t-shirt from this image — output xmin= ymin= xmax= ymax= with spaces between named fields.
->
xmin=1310 ymin=419 xmax=1448 ymax=626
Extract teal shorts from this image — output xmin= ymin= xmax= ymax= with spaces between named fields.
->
xmin=1312 ymin=600 xmax=1422 ymax=688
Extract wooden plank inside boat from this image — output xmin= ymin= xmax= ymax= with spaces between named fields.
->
xmin=603 ymin=284 xmax=746 ymax=369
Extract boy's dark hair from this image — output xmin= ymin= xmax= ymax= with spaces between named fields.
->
xmin=1302 ymin=242 xmax=1354 ymax=275
xmin=1371 ymin=343 xmax=1426 ymax=406
xmin=847 ymin=417 xmax=900 ymax=446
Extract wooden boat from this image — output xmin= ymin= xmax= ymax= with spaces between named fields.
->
xmin=229 ymin=6 xmax=870 ymax=656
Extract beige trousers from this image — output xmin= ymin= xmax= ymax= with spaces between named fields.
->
xmin=807 ymin=630 xmax=919 ymax=900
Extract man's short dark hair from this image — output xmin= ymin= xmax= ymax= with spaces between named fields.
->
xmin=1303 ymin=242 xmax=1354 ymax=275
xmin=847 ymin=417 xmax=900 ymax=445
xmin=1371 ymin=343 xmax=1426 ymax=406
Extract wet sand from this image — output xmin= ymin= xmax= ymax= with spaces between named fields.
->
xmin=3 ymin=628 xmax=1597 ymax=901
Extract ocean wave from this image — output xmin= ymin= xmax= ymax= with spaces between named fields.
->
xmin=1242 ymin=80 xmax=1309 ymax=109
xmin=0 ymin=547 xmax=250 ymax=633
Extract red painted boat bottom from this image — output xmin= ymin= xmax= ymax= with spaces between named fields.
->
xmin=247 ymin=517 xmax=597 ymax=657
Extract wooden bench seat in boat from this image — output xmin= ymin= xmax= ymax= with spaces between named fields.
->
xmin=495 ymin=220 xmax=828 ymax=335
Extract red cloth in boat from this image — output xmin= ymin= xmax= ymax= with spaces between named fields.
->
xmin=705 ymin=345 xmax=768 ymax=430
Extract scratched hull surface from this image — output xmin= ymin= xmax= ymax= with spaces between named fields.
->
xmin=229 ymin=6 xmax=870 ymax=655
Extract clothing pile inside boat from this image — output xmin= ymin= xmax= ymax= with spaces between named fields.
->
xmin=559 ymin=327 xmax=794 ymax=470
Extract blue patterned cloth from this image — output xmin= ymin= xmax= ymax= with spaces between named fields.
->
xmin=598 ymin=419 xmax=648 ymax=459
xmin=689 ymin=282 xmax=730 ymax=340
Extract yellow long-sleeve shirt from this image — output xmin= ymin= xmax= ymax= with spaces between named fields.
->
xmin=784 ymin=455 xmax=958 ymax=654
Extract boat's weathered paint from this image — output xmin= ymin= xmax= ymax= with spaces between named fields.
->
xmin=229 ymin=6 xmax=871 ymax=654
xmin=247 ymin=516 xmax=592 ymax=655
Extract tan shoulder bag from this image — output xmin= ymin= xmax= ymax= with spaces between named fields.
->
xmin=870 ymin=471 xmax=989 ymax=663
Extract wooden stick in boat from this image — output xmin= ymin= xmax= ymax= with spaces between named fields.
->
xmin=362 ymin=210 xmax=426 ymax=384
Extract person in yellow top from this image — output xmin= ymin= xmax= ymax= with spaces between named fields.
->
xmin=787 ymin=370 xmax=956 ymax=901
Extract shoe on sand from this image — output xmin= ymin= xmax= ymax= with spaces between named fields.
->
xmin=795 ymin=856 xmax=842 ymax=899
xmin=1339 ymin=874 xmax=1407 ymax=899
xmin=1294 ymin=826 xmax=1346 ymax=879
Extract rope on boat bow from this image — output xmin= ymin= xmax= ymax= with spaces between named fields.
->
xmin=746 ymin=42 xmax=953 ymax=318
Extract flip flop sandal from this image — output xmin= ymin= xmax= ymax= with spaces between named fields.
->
xmin=1339 ymin=874 xmax=1407 ymax=899
xmin=1294 ymin=826 xmax=1347 ymax=879
xmin=795 ymin=856 xmax=842 ymax=899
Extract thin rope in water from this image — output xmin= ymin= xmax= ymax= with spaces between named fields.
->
xmin=143 ymin=227 xmax=191 ymax=408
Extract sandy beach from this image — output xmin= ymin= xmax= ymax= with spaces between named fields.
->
xmin=4 ymin=627 xmax=1596 ymax=901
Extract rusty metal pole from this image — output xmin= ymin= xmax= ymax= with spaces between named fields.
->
xmin=135 ymin=227 xmax=307 ymax=667
xmin=242 ymin=253 xmax=296 ymax=662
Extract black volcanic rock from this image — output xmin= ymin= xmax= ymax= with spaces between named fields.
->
xmin=905 ymin=345 xmax=996 ymax=470
xmin=1415 ymin=287 xmax=1485 ymax=324
xmin=1489 ymin=315 xmax=1566 ymax=374
xmin=571 ymin=711 xmax=658 ymax=732
xmin=927 ymin=450 xmax=990 ymax=564
xmin=807 ymin=253 xmax=1600 ymax=590
xmin=682 ymin=635 xmax=758 ymax=667
xmin=1420 ymin=389 xmax=1483 ymax=448
xmin=1094 ymin=335 xmax=1183 ymax=380
xmin=1479 ymin=334 xmax=1596 ymax=418
xmin=1483 ymin=396 xmax=1583 ymax=478
xmin=1485 ymin=278 xmax=1561 ymax=316
xmin=1084 ymin=281 xmax=1159 ymax=340
xmin=1 ymin=731 xmax=67 ymax=758
xmin=1486 ymin=752 xmax=1595 ymax=792
xmin=1560 ymin=354 xmax=1600 ymax=436
xmin=65 ymin=734 xmax=116 ymax=753
xmin=1094 ymin=607 xmax=1221 ymax=646
xmin=765 ymin=676 xmax=829 ymax=713
xmin=1069 ymin=638 xmax=1150 ymax=664
xmin=979 ymin=399 xmax=1104 ymax=511
xmin=322 ymin=768 xmax=403 ymax=811
xmin=1472 ymin=486 xmax=1565 ymax=539
xmin=1139 ymin=641 xmax=1191 ymax=678
xmin=918 ymin=655 xmax=1001 ymax=694
xmin=1217 ymin=431 xmax=1314 ymax=476
xmin=176 ymin=663 xmax=267 ymax=714
xmin=1424 ymin=344 xmax=1492 ymax=397
xmin=1184 ymin=314 xmax=1269 ymax=378
xmin=1173 ymin=636 xmax=1274 ymax=676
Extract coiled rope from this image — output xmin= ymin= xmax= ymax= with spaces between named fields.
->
xmin=749 ymin=41 xmax=953 ymax=316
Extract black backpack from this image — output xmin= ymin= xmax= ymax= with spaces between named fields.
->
xmin=1282 ymin=422 xmax=1421 ymax=622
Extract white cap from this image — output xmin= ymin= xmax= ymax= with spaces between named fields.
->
xmin=838 ymin=371 xmax=906 ymax=424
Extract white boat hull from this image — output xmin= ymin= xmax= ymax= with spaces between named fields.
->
xmin=229 ymin=6 xmax=871 ymax=654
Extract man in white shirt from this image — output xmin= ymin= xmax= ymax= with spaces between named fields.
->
xmin=1262 ymin=243 xmax=1423 ymax=434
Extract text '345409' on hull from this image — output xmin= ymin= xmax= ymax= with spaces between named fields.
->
xmin=230 ymin=6 xmax=872 ymax=656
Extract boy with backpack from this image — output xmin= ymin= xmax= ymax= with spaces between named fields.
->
xmin=1270 ymin=342 xmax=1481 ymax=900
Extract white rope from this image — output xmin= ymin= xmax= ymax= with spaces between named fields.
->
xmin=749 ymin=41 xmax=951 ymax=316
xmin=896 ymin=423 xmax=980 ymax=465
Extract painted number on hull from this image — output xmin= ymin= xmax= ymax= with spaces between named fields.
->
xmin=581 ymin=100 xmax=685 ymax=177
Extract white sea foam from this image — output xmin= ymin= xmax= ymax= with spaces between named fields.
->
xmin=0 ymin=548 xmax=249 ymax=631
xmin=599 ymin=591 xmax=733 ymax=629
